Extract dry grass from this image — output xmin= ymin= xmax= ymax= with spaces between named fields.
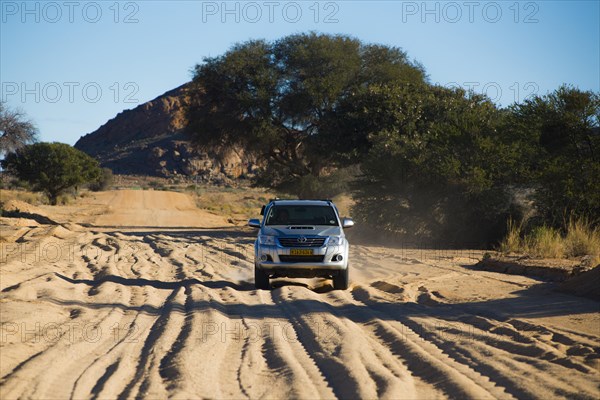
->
xmin=193 ymin=186 xmax=274 ymax=221
xmin=332 ymin=193 xmax=355 ymax=218
xmin=57 ymin=193 xmax=74 ymax=205
xmin=0 ymin=189 xmax=46 ymax=206
xmin=0 ymin=189 xmax=86 ymax=207
xmin=565 ymin=217 xmax=600 ymax=258
xmin=500 ymin=218 xmax=523 ymax=254
xmin=526 ymin=226 xmax=565 ymax=258
xmin=500 ymin=217 xmax=600 ymax=263
xmin=193 ymin=189 xmax=357 ymax=222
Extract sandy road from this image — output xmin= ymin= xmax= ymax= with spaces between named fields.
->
xmin=1 ymin=191 xmax=599 ymax=399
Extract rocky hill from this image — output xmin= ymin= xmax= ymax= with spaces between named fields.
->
xmin=75 ymin=84 xmax=256 ymax=183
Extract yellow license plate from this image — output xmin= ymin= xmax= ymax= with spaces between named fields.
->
xmin=290 ymin=249 xmax=314 ymax=256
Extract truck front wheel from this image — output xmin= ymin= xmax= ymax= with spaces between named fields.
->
xmin=333 ymin=266 xmax=349 ymax=290
xmin=255 ymin=264 xmax=270 ymax=290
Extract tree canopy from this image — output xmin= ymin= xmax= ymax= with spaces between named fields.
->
xmin=351 ymin=84 xmax=515 ymax=244
xmin=505 ymin=86 xmax=600 ymax=225
xmin=2 ymin=142 xmax=102 ymax=204
xmin=186 ymin=32 xmax=426 ymax=187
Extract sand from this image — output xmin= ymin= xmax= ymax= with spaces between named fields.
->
xmin=0 ymin=190 xmax=598 ymax=399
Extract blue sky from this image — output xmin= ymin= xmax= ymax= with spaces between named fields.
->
xmin=1 ymin=0 xmax=599 ymax=145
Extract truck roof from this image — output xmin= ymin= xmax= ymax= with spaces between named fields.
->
xmin=269 ymin=199 xmax=333 ymax=207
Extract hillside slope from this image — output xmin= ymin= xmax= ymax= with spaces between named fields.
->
xmin=75 ymin=84 xmax=255 ymax=182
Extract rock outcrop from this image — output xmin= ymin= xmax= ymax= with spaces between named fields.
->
xmin=74 ymin=84 xmax=256 ymax=183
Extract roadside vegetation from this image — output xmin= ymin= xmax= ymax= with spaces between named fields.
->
xmin=501 ymin=217 xmax=600 ymax=264
xmin=185 ymin=32 xmax=600 ymax=250
xmin=191 ymin=185 xmax=271 ymax=221
xmin=0 ymin=189 xmax=46 ymax=207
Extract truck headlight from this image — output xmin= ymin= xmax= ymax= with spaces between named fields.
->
xmin=328 ymin=236 xmax=345 ymax=246
xmin=259 ymin=235 xmax=276 ymax=245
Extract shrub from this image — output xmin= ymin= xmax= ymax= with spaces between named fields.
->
xmin=278 ymin=166 xmax=359 ymax=199
xmin=89 ymin=168 xmax=114 ymax=191
xmin=148 ymin=180 xmax=167 ymax=191
xmin=57 ymin=193 xmax=73 ymax=205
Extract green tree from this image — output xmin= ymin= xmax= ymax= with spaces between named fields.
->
xmin=0 ymin=102 xmax=38 ymax=154
xmin=186 ymin=33 xmax=426 ymax=189
xmin=353 ymin=84 xmax=515 ymax=245
xmin=2 ymin=142 xmax=102 ymax=204
xmin=507 ymin=86 xmax=600 ymax=227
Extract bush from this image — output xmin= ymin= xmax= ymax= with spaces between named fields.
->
xmin=9 ymin=178 xmax=31 ymax=190
xmin=148 ymin=180 xmax=167 ymax=191
xmin=57 ymin=193 xmax=73 ymax=205
xmin=89 ymin=168 xmax=114 ymax=191
xmin=277 ymin=166 xmax=359 ymax=199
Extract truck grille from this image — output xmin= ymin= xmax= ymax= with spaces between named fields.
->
xmin=278 ymin=237 xmax=326 ymax=247
xmin=279 ymin=255 xmax=325 ymax=263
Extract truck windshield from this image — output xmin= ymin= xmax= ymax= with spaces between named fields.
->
xmin=265 ymin=205 xmax=339 ymax=226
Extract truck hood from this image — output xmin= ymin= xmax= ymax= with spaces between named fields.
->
xmin=262 ymin=225 xmax=342 ymax=237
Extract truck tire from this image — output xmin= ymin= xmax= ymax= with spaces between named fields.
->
xmin=255 ymin=264 xmax=269 ymax=290
xmin=333 ymin=266 xmax=349 ymax=290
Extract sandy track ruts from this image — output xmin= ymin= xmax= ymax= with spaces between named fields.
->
xmin=1 ymin=197 xmax=599 ymax=399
